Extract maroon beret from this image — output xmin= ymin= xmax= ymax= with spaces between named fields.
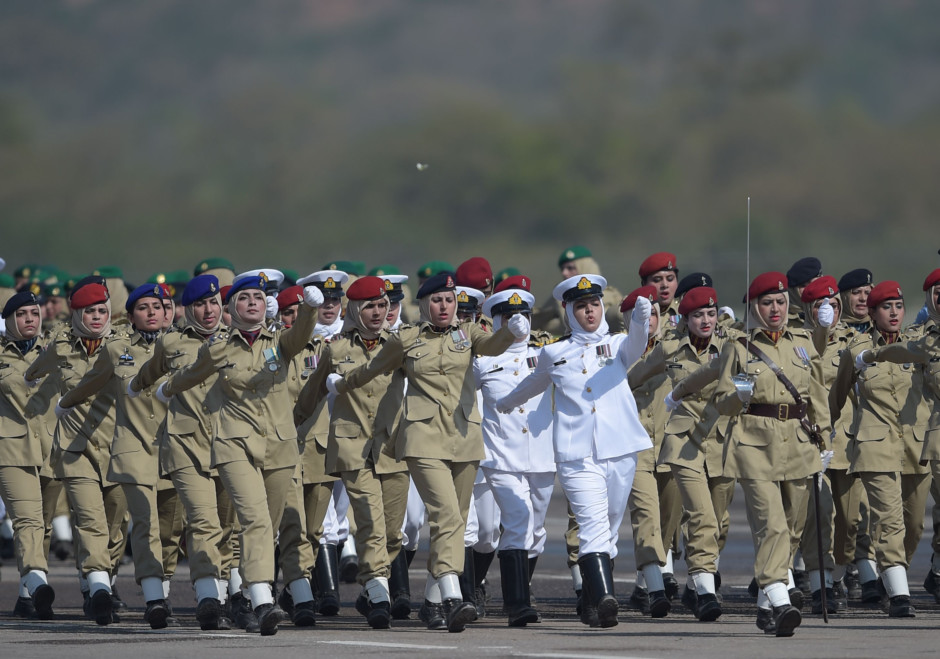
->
xmin=639 ymin=252 xmax=678 ymax=279
xmin=867 ymin=281 xmax=903 ymax=308
xmin=620 ymin=285 xmax=657 ymax=313
xmin=70 ymin=283 xmax=109 ymax=309
xmin=800 ymin=275 xmax=839 ymax=303
xmin=923 ymin=268 xmax=940 ymax=291
xmin=493 ymin=274 xmax=531 ymax=294
xmin=678 ymin=286 xmax=717 ymax=316
xmin=346 ymin=276 xmax=387 ymax=301
xmin=745 ymin=272 xmax=788 ymax=303
xmin=276 ymin=285 xmax=304 ymax=311
xmin=456 ymin=257 xmax=493 ymax=290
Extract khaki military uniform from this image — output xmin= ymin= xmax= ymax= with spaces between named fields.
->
xmin=0 ymin=336 xmax=58 ymax=579
xmin=61 ymin=329 xmax=170 ymax=587
xmin=26 ymin=330 xmax=128 ymax=579
xmin=832 ymin=328 xmax=931 ymax=569
xmin=134 ymin=326 xmax=237 ymax=587
xmin=298 ymin=329 xmax=409 ymax=583
xmin=162 ymin=303 xmax=317 ymax=587
xmin=336 ymin=321 xmax=514 ymax=577
xmin=715 ymin=327 xmax=821 ymax=587
xmin=657 ymin=328 xmax=736 ymax=576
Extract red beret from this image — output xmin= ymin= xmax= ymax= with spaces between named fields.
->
xmin=276 ymin=285 xmax=304 ymax=311
xmin=620 ymin=285 xmax=657 ymax=313
xmin=346 ymin=276 xmax=387 ymax=301
xmin=158 ymin=283 xmax=173 ymax=298
xmin=220 ymin=285 xmax=232 ymax=304
xmin=800 ymin=275 xmax=839 ymax=303
xmin=456 ymin=257 xmax=493 ymax=290
xmin=494 ymin=274 xmax=531 ymax=294
xmin=867 ymin=280 xmax=903 ymax=308
xmin=639 ymin=252 xmax=678 ymax=279
xmin=745 ymin=272 xmax=788 ymax=303
xmin=923 ymin=268 xmax=940 ymax=291
xmin=678 ymin=286 xmax=717 ymax=316
xmin=69 ymin=283 xmax=109 ymax=309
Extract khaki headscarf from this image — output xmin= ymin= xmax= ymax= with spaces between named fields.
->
xmin=184 ymin=293 xmax=223 ymax=335
xmin=228 ymin=289 xmax=264 ymax=332
xmin=342 ymin=295 xmax=389 ymax=338
xmin=70 ymin=300 xmax=112 ymax=339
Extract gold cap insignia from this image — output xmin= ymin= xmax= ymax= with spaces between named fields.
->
xmin=29 ymin=282 xmax=41 ymax=295
xmin=457 ymin=291 xmax=469 ymax=303
xmin=259 ymin=272 xmax=269 ymax=284
xmin=566 ymin=250 xmax=575 ymax=260
xmin=509 ymin=293 xmax=523 ymax=306
xmin=384 ymin=279 xmax=393 ymax=291
xmin=199 ymin=262 xmax=208 ymax=271
xmin=577 ymin=277 xmax=592 ymax=290
xmin=521 ymin=277 xmax=527 ymax=288
xmin=324 ymin=277 xmax=336 ymax=289
xmin=667 ymin=260 xmax=674 ymax=268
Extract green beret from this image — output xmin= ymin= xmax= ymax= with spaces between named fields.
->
xmin=495 ymin=267 xmax=521 ymax=282
xmin=281 ymin=268 xmax=300 ymax=285
xmin=322 ymin=260 xmax=366 ymax=276
xmin=368 ymin=264 xmax=401 ymax=276
xmin=167 ymin=269 xmax=191 ymax=285
xmin=0 ymin=273 xmax=16 ymax=289
xmin=417 ymin=261 xmax=456 ymax=279
xmin=93 ymin=265 xmax=125 ymax=279
xmin=194 ymin=257 xmax=235 ymax=276
xmin=558 ymin=245 xmax=592 ymax=268
xmin=45 ymin=282 xmax=65 ymax=298
xmin=13 ymin=264 xmax=40 ymax=279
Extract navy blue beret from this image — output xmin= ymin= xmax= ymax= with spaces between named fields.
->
xmin=838 ymin=268 xmax=873 ymax=291
xmin=181 ymin=275 xmax=221 ymax=307
xmin=785 ymin=257 xmax=823 ymax=288
xmin=2 ymin=291 xmax=41 ymax=319
xmin=416 ymin=272 xmax=456 ymax=299
xmin=675 ymin=272 xmax=713 ymax=298
xmin=125 ymin=283 xmax=165 ymax=312
xmin=227 ymin=274 xmax=267 ymax=301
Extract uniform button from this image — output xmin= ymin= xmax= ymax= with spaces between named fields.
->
xmin=440 ymin=369 xmax=445 ymax=375
xmin=203 ymin=406 xmax=209 ymax=412
xmin=582 ymin=369 xmax=588 ymax=374
xmin=591 ymin=407 xmax=596 ymax=413
xmin=513 ymin=371 xmax=519 ymax=376
xmin=439 ymin=350 xmax=443 ymax=355
xmin=447 ymin=410 xmax=453 ymax=416
xmin=513 ymin=358 xmax=519 ymax=362
xmin=149 ymin=414 xmax=154 ymax=419
xmin=251 ymin=388 xmax=256 ymax=393
xmin=367 ymin=393 xmax=374 ymax=398
xmin=586 ymin=387 xmax=592 ymax=393
xmin=368 ymin=413 xmax=374 ymax=419
xmin=292 ymin=376 xmax=296 ymax=381
xmin=261 ymin=429 xmax=267 ymax=437
xmin=522 ymin=428 xmax=528 ymax=434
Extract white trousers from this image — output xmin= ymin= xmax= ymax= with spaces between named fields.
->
xmin=401 ymin=478 xmax=427 ymax=552
xmin=464 ymin=475 xmax=501 ymax=551
xmin=321 ymin=481 xmax=351 ymax=544
xmin=558 ymin=452 xmax=638 ymax=558
xmin=483 ymin=468 xmax=554 ymax=555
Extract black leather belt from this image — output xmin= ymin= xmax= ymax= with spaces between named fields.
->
xmin=744 ymin=402 xmax=807 ymax=421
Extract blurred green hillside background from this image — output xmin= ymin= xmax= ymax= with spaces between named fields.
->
xmin=2 ymin=0 xmax=939 ymax=310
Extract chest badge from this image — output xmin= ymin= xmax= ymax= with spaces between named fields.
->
xmin=451 ymin=328 xmax=470 ymax=350
xmin=596 ymin=343 xmax=612 ymax=367
xmin=263 ymin=346 xmax=281 ymax=372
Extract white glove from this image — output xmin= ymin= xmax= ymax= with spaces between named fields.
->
xmin=155 ymin=381 xmax=172 ymax=404
xmin=663 ymin=390 xmax=680 ymax=413
xmin=632 ymin=296 xmax=652 ymax=324
xmin=54 ymin=398 xmax=71 ymax=419
xmin=718 ymin=305 xmax=735 ymax=321
xmin=24 ymin=374 xmax=40 ymax=388
xmin=265 ymin=295 xmax=279 ymax=319
xmin=855 ymin=350 xmax=872 ymax=371
xmin=326 ymin=373 xmax=344 ymax=396
xmin=507 ymin=313 xmax=530 ymax=339
xmin=820 ymin=449 xmax=834 ymax=472
xmin=303 ymin=286 xmax=324 ymax=308
xmin=817 ymin=298 xmax=834 ymax=328
xmin=126 ymin=379 xmax=140 ymax=399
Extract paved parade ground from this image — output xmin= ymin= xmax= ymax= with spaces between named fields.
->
xmin=2 ymin=484 xmax=938 ymax=659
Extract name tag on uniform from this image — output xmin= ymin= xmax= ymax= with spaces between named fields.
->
xmin=553 ymin=358 xmax=567 ymax=366
xmin=263 ymin=347 xmax=281 ymax=372
xmin=487 ymin=366 xmax=504 ymax=374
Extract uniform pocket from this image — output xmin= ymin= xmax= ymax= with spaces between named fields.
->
xmin=405 ymin=397 xmax=438 ymax=421
xmin=332 ymin=422 xmax=360 ymax=440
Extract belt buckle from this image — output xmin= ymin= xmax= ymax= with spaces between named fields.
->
xmin=778 ymin=404 xmax=787 ymax=421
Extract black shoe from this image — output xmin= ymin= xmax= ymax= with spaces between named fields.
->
xmin=366 ymin=600 xmax=391 ymax=629
xmin=793 ymin=569 xmax=811 ymax=596
xmin=90 ymin=589 xmax=114 ymax=626
xmin=32 ymin=584 xmax=55 ymax=620
xmin=340 ymin=553 xmax=359 ymax=584
xmin=144 ymin=599 xmax=170 ymax=630
xmin=755 ymin=606 xmax=774 ymax=632
xmin=458 ymin=547 xmax=479 ymax=621
xmin=788 ymin=587 xmax=804 ymax=610
xmin=648 ymin=590 xmax=671 ymax=618
xmin=695 ymin=593 xmax=722 ymax=622
xmin=681 ymin=586 xmax=697 ymax=613
xmin=390 ymin=592 xmax=411 ymax=620
xmin=888 ymin=595 xmax=915 ymax=618
xmin=254 ymin=603 xmax=286 ymax=636
xmin=472 ymin=583 xmax=486 ymax=619
xmin=924 ymin=569 xmax=940 ymax=603
xmin=499 ymin=549 xmax=539 ymax=628
xmin=229 ymin=592 xmax=260 ymax=633
xmin=747 ymin=577 xmax=759 ymax=599
xmin=292 ymin=599 xmax=318 ymax=627
xmin=164 ymin=599 xmax=180 ymax=627
xmin=831 ymin=580 xmax=848 ymax=611
xmin=844 ymin=564 xmax=862 ymax=599
xmin=218 ymin=615 xmax=232 ymax=630
xmin=575 ymin=588 xmax=583 ymax=617
xmin=860 ymin=579 xmax=881 ymax=604
xmin=196 ymin=597 xmax=223 ymax=631
xmin=769 ymin=604 xmax=801 ymax=637
xmin=314 ymin=543 xmax=341 ymax=616
xmin=277 ymin=586 xmax=294 ymax=617
xmin=443 ymin=597 xmax=476 ymax=633
xmin=662 ymin=573 xmax=679 ymax=600
xmin=421 ymin=600 xmax=446 ymax=630
xmin=629 ymin=585 xmax=650 ymax=614
xmin=579 ymin=553 xmax=618 ymax=628
xmin=111 ymin=586 xmax=128 ymax=613
xmin=811 ymin=588 xmax=838 ymax=615
xmin=13 ymin=596 xmax=36 ymax=619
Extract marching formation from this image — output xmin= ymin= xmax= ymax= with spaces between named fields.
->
xmin=0 ymin=246 xmax=939 ymax=639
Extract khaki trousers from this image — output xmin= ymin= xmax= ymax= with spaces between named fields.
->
xmin=277 ymin=472 xmax=316 ymax=583
xmin=671 ymin=465 xmax=735 ymax=574
xmin=158 ymin=486 xmax=184 ymax=578
xmin=40 ymin=476 xmax=64 ymax=558
xmin=857 ymin=471 xmax=907 ymax=570
xmin=739 ymin=478 xmax=809 ymax=587
xmin=64 ymin=477 xmax=127 ymax=577
xmin=171 ymin=466 xmax=233 ymax=583
xmin=302 ymin=481 xmax=335 ymax=562
xmin=901 ymin=472 xmax=931 ymax=565
xmin=122 ymin=483 xmax=165 ymax=583
xmin=0 ymin=465 xmax=47 ymax=575
xmin=218 ymin=459 xmax=294 ymax=586
xmin=342 ymin=468 xmax=409 ymax=583
xmin=565 ymin=500 xmax=579 ymax=568
xmin=405 ymin=458 xmax=477 ymax=578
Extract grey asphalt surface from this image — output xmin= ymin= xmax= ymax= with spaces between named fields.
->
xmin=2 ymin=481 xmax=938 ymax=659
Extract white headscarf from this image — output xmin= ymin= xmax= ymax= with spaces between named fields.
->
xmin=315 ymin=314 xmax=345 ymax=339
xmin=564 ymin=297 xmax=610 ymax=345
xmin=70 ymin=300 xmax=112 ymax=339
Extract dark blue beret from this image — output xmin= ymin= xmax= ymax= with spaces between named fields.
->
xmin=181 ymin=275 xmax=221 ymax=307
xmin=227 ymin=274 xmax=266 ymax=301
xmin=785 ymin=257 xmax=823 ymax=288
xmin=2 ymin=291 xmax=41 ymax=319
xmin=125 ymin=283 xmax=165 ymax=312
xmin=838 ymin=268 xmax=873 ymax=291
xmin=675 ymin=272 xmax=712 ymax=298
xmin=416 ymin=272 xmax=456 ymax=299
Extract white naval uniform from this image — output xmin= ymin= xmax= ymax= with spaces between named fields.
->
xmin=499 ymin=312 xmax=651 ymax=558
xmin=475 ymin=337 xmax=555 ymax=555
xmin=463 ymin=387 xmax=501 ymax=552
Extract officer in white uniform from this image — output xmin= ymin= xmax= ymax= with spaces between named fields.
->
xmin=497 ymin=274 xmax=652 ymax=628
